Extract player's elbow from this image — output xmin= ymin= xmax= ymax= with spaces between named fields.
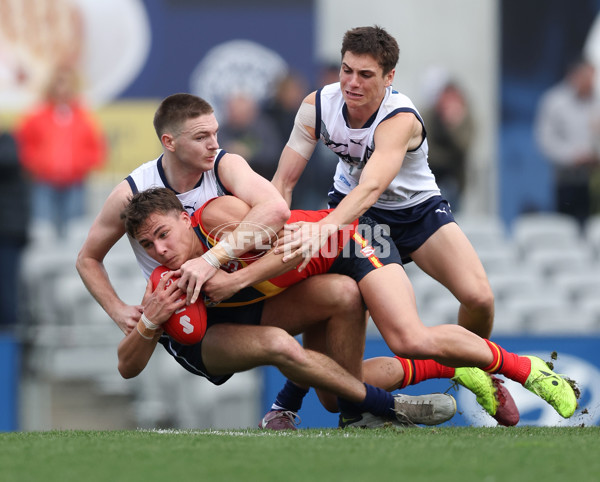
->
xmin=117 ymin=342 xmax=146 ymax=379
xmin=118 ymin=359 xmax=143 ymax=379
xmin=75 ymin=250 xmax=85 ymax=275
xmin=118 ymin=365 xmax=135 ymax=380
xmin=276 ymin=201 xmax=291 ymax=225
xmin=268 ymin=199 xmax=291 ymax=226
xmin=75 ymin=249 xmax=96 ymax=279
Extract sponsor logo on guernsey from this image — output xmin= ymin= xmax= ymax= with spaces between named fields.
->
xmin=338 ymin=175 xmax=352 ymax=187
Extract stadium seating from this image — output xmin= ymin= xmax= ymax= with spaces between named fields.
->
xmin=487 ymin=267 xmax=545 ymax=303
xmin=526 ymin=305 xmax=599 ymax=335
xmin=455 ymin=214 xmax=509 ymax=251
xmin=584 ymin=214 xmax=600 ymax=255
xmin=511 ymin=212 xmax=581 ymax=251
xmin=402 ymin=211 xmax=600 ymax=336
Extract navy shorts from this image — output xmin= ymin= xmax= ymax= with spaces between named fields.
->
xmin=329 ymin=216 xmax=403 ymax=282
xmin=328 ymin=189 xmax=455 ymax=264
xmin=159 ymin=301 xmax=264 ymax=386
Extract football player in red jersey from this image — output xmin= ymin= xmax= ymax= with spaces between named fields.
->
xmin=120 ymin=188 xmax=577 ymax=428
xmin=118 ymin=187 xmax=459 ymax=429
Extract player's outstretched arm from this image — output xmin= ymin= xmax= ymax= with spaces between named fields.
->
xmin=271 ymin=92 xmax=318 ymax=206
xmin=76 ymin=180 xmax=142 ymax=334
xmin=277 ymin=113 xmax=418 ymax=270
xmin=272 ymin=145 xmax=310 ymax=207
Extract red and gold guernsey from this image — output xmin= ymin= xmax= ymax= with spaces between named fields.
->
xmin=192 ymin=200 xmax=361 ymax=307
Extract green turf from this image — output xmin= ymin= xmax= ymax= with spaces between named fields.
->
xmin=1 ymin=427 xmax=599 ymax=482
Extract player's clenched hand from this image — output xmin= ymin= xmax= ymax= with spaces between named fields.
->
xmin=110 ymin=281 xmax=151 ymax=335
xmin=203 ymin=270 xmax=242 ymax=304
xmin=273 ymin=221 xmax=338 ymax=272
xmin=142 ymin=273 xmax=186 ymax=326
xmin=114 ymin=303 xmax=144 ymax=335
xmin=173 ymin=256 xmax=218 ymax=305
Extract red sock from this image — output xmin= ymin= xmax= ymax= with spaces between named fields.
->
xmin=482 ymin=339 xmax=531 ymax=385
xmin=394 ymin=357 xmax=455 ymax=389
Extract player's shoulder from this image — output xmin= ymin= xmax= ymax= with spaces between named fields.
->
xmin=217 ymin=150 xmax=249 ymax=169
xmin=388 ymin=87 xmax=417 ymax=109
xmin=129 ymin=156 xmax=161 ymax=176
xmin=303 ymin=90 xmax=318 ymax=105
xmin=319 ymin=82 xmax=341 ymax=99
xmin=104 ymin=179 xmax=134 ymax=210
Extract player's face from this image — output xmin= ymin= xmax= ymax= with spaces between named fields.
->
xmin=171 ymin=114 xmax=220 ymax=170
xmin=339 ymin=52 xmax=394 ymax=114
xmin=136 ymin=211 xmax=195 ymax=270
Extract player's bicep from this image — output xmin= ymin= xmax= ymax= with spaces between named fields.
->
xmin=219 ymin=153 xmax=283 ymax=207
xmin=286 ymin=101 xmax=318 ymax=160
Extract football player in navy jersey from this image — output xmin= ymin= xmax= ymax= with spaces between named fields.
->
xmin=270 ymin=25 xmax=517 ymax=426
xmin=77 ymin=93 xmax=291 ymax=335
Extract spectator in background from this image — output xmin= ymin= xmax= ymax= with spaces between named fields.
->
xmin=317 ymin=61 xmax=342 ymax=87
xmin=0 ymin=123 xmax=30 ymax=331
xmin=535 ymin=58 xmax=600 ymax=226
xmin=217 ymin=92 xmax=281 ymax=181
xmin=265 ymin=72 xmax=309 ymax=150
xmin=16 ymin=65 xmax=106 ymax=238
xmin=265 ymin=72 xmax=332 ymax=210
xmin=421 ymin=80 xmax=474 ymax=213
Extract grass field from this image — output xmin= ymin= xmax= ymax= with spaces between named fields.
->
xmin=1 ymin=426 xmax=599 ymax=482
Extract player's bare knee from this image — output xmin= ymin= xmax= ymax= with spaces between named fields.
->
xmin=461 ymin=283 xmax=494 ymax=314
xmin=265 ymin=329 xmax=307 ymax=367
xmin=386 ymin=330 xmax=435 ymax=359
xmin=332 ymin=277 xmax=363 ymax=313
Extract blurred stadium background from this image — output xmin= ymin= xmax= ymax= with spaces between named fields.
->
xmin=1 ymin=0 xmax=600 ymax=431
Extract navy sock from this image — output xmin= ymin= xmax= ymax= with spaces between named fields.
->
xmin=338 ymin=384 xmax=394 ymax=418
xmin=272 ymin=380 xmax=309 ymax=412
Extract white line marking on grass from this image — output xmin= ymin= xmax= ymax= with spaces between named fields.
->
xmin=139 ymin=428 xmax=391 ymax=438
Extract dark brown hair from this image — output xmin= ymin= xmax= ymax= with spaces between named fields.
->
xmin=341 ymin=26 xmax=399 ymax=75
xmin=121 ymin=187 xmax=184 ymax=238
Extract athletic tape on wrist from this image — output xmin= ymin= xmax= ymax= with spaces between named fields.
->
xmin=137 ymin=319 xmax=155 ymax=340
xmin=141 ymin=313 xmax=159 ymax=330
xmin=201 ymin=250 xmax=221 ymax=269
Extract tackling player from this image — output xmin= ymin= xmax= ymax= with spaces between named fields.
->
xmin=270 ymin=25 xmax=516 ymax=425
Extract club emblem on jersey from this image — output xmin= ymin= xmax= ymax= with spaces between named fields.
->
xmin=360 ymin=245 xmax=376 ymax=258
